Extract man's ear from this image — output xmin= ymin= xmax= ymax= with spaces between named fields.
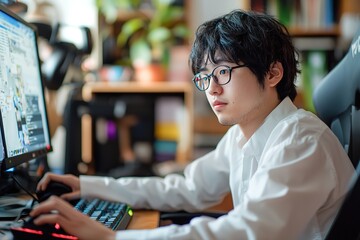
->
xmin=267 ymin=61 xmax=283 ymax=87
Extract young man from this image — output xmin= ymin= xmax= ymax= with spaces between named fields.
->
xmin=32 ymin=9 xmax=354 ymax=240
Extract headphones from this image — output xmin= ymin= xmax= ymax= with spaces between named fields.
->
xmin=33 ymin=22 xmax=93 ymax=90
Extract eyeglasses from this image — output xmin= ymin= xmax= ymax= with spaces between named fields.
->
xmin=192 ymin=64 xmax=248 ymax=91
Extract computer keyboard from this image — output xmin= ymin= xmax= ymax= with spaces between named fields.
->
xmin=10 ymin=198 xmax=133 ymax=240
xmin=74 ymin=198 xmax=132 ymax=230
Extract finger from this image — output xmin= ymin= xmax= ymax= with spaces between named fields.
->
xmin=38 ymin=173 xmax=71 ymax=191
xmin=30 ymin=196 xmax=74 ymax=217
xmin=33 ymin=207 xmax=83 ymax=229
xmin=61 ymin=191 xmax=80 ymax=201
xmin=32 ymin=212 xmax=65 ymax=225
xmin=30 ymin=196 xmax=57 ymax=217
xmin=37 ymin=172 xmax=55 ymax=191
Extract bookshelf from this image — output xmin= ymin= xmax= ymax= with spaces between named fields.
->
xmin=80 ymin=81 xmax=194 ymax=175
xmin=243 ymin=0 xmax=360 ymax=111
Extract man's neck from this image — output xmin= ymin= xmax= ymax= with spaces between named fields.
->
xmin=239 ymin=98 xmax=281 ymax=140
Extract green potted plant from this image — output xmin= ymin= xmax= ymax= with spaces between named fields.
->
xmin=97 ymin=0 xmax=190 ymax=82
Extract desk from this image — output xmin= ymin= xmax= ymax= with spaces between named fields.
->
xmin=128 ymin=210 xmax=160 ymax=229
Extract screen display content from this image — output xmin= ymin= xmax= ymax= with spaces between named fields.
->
xmin=0 ymin=5 xmax=52 ymax=171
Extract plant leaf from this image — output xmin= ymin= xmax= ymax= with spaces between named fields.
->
xmin=147 ymin=27 xmax=171 ymax=45
xmin=130 ymin=39 xmax=152 ymax=65
xmin=172 ymin=24 xmax=190 ymax=39
xmin=160 ymin=6 xmax=183 ymax=25
xmin=117 ymin=18 xmax=146 ymax=47
xmin=97 ymin=0 xmax=133 ymax=23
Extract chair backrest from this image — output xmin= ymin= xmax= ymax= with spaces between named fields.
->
xmin=313 ymin=28 xmax=360 ymax=168
xmin=313 ymin=28 xmax=360 ymax=239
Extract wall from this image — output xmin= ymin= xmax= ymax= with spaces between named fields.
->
xmin=188 ymin=0 xmax=245 ymax=41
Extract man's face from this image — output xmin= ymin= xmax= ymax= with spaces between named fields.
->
xmin=201 ymin=59 xmax=280 ymax=133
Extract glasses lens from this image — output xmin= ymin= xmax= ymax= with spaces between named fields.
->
xmin=193 ymin=74 xmax=209 ymax=90
xmin=214 ymin=66 xmax=231 ymax=85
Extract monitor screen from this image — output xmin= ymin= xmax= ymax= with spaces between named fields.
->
xmin=0 ymin=5 xmax=52 ymax=171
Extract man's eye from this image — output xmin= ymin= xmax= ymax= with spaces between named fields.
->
xmin=219 ymin=69 xmax=229 ymax=75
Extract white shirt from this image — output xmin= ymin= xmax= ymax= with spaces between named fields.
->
xmin=80 ymin=97 xmax=355 ymax=240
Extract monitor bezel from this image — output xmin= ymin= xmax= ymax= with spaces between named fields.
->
xmin=0 ymin=4 xmax=53 ymax=172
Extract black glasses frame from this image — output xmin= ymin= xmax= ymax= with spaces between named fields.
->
xmin=192 ymin=64 xmax=248 ymax=91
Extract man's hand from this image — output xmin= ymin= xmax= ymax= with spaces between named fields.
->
xmin=30 ymin=196 xmax=116 ymax=240
xmin=37 ymin=173 xmax=81 ymax=200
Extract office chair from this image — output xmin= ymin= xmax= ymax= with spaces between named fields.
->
xmin=312 ymin=29 xmax=360 ymax=168
xmin=313 ymin=28 xmax=360 ymax=239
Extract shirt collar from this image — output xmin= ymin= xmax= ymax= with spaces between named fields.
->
xmin=238 ymin=97 xmax=297 ymax=160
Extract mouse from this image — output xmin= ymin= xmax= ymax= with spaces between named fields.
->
xmin=11 ymin=216 xmax=72 ymax=240
xmin=36 ymin=181 xmax=72 ymax=203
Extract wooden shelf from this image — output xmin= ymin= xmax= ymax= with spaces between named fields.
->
xmin=81 ymin=81 xmax=194 ymax=168
xmin=289 ymin=25 xmax=340 ymax=37
xmin=83 ymin=81 xmax=193 ymax=100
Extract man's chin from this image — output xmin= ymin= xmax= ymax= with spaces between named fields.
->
xmin=217 ymin=116 xmax=234 ymax=126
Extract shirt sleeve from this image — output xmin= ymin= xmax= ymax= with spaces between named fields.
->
xmin=80 ymin=128 xmax=233 ymax=212
xmin=113 ymin=129 xmax=349 ymax=240
xmin=81 ymin=123 xmax=352 ymax=239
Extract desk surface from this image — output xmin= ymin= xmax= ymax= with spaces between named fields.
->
xmin=128 ymin=210 xmax=160 ymax=229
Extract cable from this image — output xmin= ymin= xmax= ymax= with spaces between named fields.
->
xmin=10 ymin=174 xmax=38 ymax=203
xmin=3 ymin=174 xmax=39 ymax=223
xmin=13 ymin=207 xmax=32 ymax=223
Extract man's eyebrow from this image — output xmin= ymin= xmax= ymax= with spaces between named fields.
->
xmin=197 ymin=57 xmax=230 ymax=72
xmin=213 ymin=57 xmax=228 ymax=64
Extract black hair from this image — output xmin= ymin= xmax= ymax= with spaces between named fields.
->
xmin=189 ymin=9 xmax=300 ymax=101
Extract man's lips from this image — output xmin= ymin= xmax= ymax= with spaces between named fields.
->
xmin=212 ymin=100 xmax=227 ymax=110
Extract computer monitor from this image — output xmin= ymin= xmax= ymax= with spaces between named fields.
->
xmin=0 ymin=4 xmax=52 ymax=173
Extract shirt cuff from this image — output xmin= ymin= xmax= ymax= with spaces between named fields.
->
xmin=80 ymin=175 xmax=109 ymax=197
xmin=115 ymin=226 xmax=175 ymax=240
